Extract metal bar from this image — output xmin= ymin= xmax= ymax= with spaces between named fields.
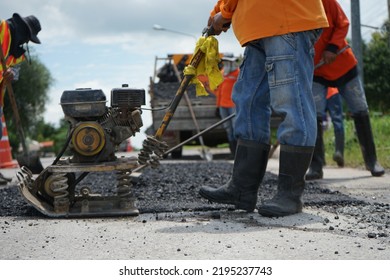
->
xmin=153 ymin=47 xmax=206 ymax=140
xmin=132 ymin=113 xmax=235 ymax=174
xmin=165 ymin=113 xmax=235 ymax=154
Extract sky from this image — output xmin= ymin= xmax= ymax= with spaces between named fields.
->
xmin=2 ymin=0 xmax=389 ymax=149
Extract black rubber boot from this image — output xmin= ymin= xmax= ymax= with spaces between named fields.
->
xmin=258 ymin=145 xmax=314 ymax=217
xmin=199 ymin=139 xmax=270 ymax=212
xmin=305 ymin=118 xmax=324 ymax=180
xmin=353 ymin=112 xmax=385 ymax=177
xmin=333 ymin=130 xmax=345 ymax=167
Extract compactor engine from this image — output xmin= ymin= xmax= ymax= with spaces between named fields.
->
xmin=17 ymin=85 xmax=146 ymax=218
xmin=61 ymin=86 xmax=144 ymax=163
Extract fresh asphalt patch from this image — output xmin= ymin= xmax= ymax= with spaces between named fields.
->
xmin=0 ymin=161 xmax=386 ymax=216
xmin=0 ymin=160 xmax=389 ymax=256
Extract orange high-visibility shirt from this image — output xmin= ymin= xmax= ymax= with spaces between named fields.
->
xmin=314 ymin=0 xmax=357 ymax=81
xmin=216 ymin=68 xmax=239 ymax=108
xmin=211 ymin=0 xmax=328 ymax=46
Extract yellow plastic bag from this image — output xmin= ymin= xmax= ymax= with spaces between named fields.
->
xmin=183 ymin=36 xmax=223 ymax=96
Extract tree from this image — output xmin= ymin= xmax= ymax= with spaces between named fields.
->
xmin=51 ymin=118 xmax=72 ymax=155
xmin=3 ymin=51 xmax=53 ymax=152
xmin=363 ymin=20 xmax=390 ymax=113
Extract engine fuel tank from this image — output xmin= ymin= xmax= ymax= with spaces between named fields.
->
xmin=60 ymin=88 xmax=107 ymax=118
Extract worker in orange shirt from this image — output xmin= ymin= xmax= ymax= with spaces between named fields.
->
xmin=199 ymin=0 xmax=328 ymax=217
xmin=306 ymin=0 xmax=384 ymax=180
xmin=215 ymin=55 xmax=239 ymax=157
xmin=326 ymin=87 xmax=345 ymax=167
xmin=315 ymin=87 xmax=345 ymax=172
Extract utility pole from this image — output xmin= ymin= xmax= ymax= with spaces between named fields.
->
xmin=388 ymin=0 xmax=390 ymax=48
xmin=388 ymin=0 xmax=390 ymax=22
xmin=351 ymin=0 xmax=364 ymax=84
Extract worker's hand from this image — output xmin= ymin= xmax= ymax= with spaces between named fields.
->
xmin=207 ymin=16 xmax=213 ymax=27
xmin=208 ymin=12 xmax=231 ymax=35
xmin=322 ymin=51 xmax=337 ymax=65
xmin=2 ymin=68 xmax=15 ymax=84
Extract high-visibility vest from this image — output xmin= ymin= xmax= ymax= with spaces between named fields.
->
xmin=326 ymin=87 xmax=339 ymax=100
xmin=215 ymin=68 xmax=239 ymax=108
xmin=0 ymin=20 xmax=25 ymax=106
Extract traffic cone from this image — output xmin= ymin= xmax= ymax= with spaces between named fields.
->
xmin=0 ymin=114 xmax=18 ymax=168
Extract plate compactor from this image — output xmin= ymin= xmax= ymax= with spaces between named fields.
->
xmin=17 ymin=86 xmax=147 ymax=217
xmin=17 ymin=27 xmax=227 ymax=218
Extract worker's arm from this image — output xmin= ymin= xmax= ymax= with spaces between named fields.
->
xmin=322 ymin=0 xmax=350 ymax=64
xmin=327 ymin=0 xmax=350 ymax=51
xmin=210 ymin=0 xmax=223 ymax=17
xmin=210 ymin=0 xmax=237 ymax=18
xmin=209 ymin=0 xmax=237 ymax=35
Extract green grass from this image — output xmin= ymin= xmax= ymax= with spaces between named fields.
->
xmin=323 ymin=114 xmax=390 ymax=169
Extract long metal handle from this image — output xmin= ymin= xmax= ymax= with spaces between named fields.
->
xmin=133 ymin=113 xmax=235 ymax=173
xmin=154 ymin=49 xmax=204 ymax=140
xmin=0 ymin=45 xmax=29 ymax=154
xmin=153 ymin=26 xmax=217 ymax=141
xmin=164 ymin=113 xmax=235 ymax=155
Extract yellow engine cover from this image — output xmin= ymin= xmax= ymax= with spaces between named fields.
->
xmin=71 ymin=122 xmax=106 ymax=156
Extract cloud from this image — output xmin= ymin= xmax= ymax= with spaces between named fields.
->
xmin=3 ymin=0 xmax=389 ymax=149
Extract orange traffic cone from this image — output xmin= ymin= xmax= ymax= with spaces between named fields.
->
xmin=0 ymin=114 xmax=18 ymax=168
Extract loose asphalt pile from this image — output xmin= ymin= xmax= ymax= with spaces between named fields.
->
xmin=0 ymin=161 xmax=389 ymax=241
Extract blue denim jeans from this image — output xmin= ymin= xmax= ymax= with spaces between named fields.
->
xmin=326 ymin=93 xmax=344 ymax=134
xmin=219 ymin=106 xmax=236 ymax=142
xmin=232 ymin=31 xmax=319 ymax=147
xmin=312 ymin=76 xmax=369 ymax=117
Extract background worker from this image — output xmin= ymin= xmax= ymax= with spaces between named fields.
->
xmin=215 ymin=55 xmax=239 ymax=157
xmin=306 ymin=0 xmax=384 ymax=180
xmin=325 ymin=87 xmax=345 ymax=167
xmin=0 ymin=13 xmax=41 ymax=185
xmin=199 ymin=0 xmax=328 ymax=217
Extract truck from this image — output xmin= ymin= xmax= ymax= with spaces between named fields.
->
xmin=146 ymin=53 xmax=228 ymax=158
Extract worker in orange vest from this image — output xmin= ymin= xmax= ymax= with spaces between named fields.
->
xmin=199 ymin=0 xmax=328 ymax=217
xmin=326 ymin=87 xmax=344 ymax=167
xmin=306 ymin=0 xmax=384 ymax=180
xmin=0 ymin=13 xmax=41 ymax=184
xmin=318 ymin=87 xmax=345 ymax=168
xmin=215 ymin=55 xmax=239 ymax=156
